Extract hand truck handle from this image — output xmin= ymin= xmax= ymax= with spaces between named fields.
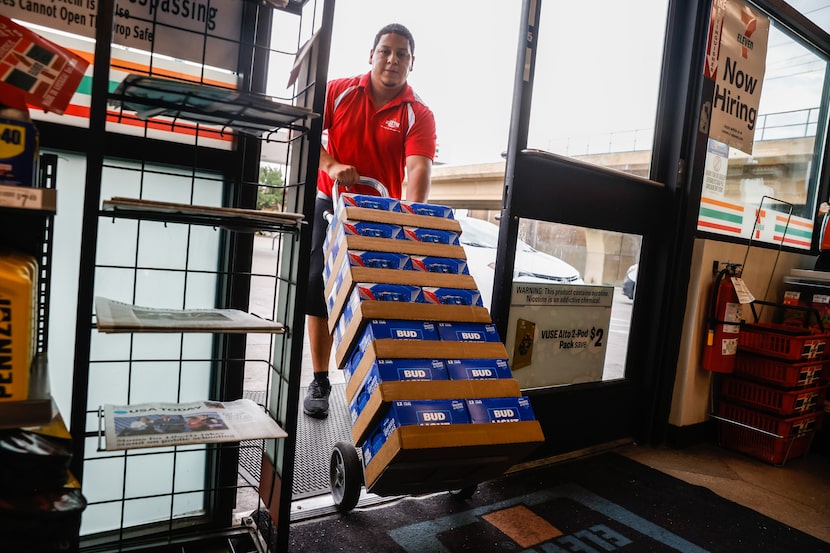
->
xmin=323 ymin=177 xmax=390 ymax=224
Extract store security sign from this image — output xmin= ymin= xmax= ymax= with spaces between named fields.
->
xmin=704 ymin=0 xmax=770 ymax=155
xmin=4 ymin=0 xmax=243 ymax=71
xmin=505 ymin=284 xmax=613 ymax=389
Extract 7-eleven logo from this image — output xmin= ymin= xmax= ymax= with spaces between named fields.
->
xmin=739 ymin=6 xmax=757 ymax=58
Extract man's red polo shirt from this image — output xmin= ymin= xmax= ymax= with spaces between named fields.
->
xmin=318 ymin=72 xmax=436 ymax=200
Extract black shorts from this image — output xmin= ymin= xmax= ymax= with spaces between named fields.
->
xmin=305 ymin=194 xmax=334 ymax=318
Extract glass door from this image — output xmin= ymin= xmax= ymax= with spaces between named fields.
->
xmin=491 ymin=0 xmax=695 ymax=455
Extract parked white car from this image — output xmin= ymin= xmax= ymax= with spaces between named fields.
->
xmin=457 ymin=216 xmax=584 ymax=309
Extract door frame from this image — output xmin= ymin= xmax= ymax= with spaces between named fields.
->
xmin=491 ymin=0 xmax=713 ymax=456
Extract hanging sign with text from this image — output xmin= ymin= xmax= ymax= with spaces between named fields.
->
xmin=704 ymin=0 xmax=770 ymax=155
xmin=505 ymin=283 xmax=613 ymax=389
xmin=3 ymin=0 xmax=243 ymax=72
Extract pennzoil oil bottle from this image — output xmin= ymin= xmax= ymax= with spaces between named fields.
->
xmin=0 ymin=250 xmax=38 ymax=402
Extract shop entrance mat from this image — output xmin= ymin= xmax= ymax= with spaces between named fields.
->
xmin=241 ymin=385 xmax=353 ymax=498
xmin=282 ymin=451 xmax=830 ymax=553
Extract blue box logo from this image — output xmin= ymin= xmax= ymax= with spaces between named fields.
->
xmin=354 ymin=282 xmax=423 ymax=303
xmin=349 ymin=320 xmax=440 ymax=375
xmin=399 ymin=201 xmax=454 ymax=218
xmin=402 ymin=226 xmax=460 ymax=245
xmin=437 ymin=322 xmax=501 ymax=342
xmin=422 ymin=287 xmax=482 ymax=306
xmin=466 ymin=396 xmax=536 ymax=423
xmin=446 ymin=358 xmax=512 ymax=380
xmin=348 ymin=250 xmax=411 ymax=270
xmin=361 ymin=399 xmax=469 ymax=465
xmin=409 ymin=256 xmax=468 ymax=274
xmin=340 ymin=193 xmax=401 ymax=212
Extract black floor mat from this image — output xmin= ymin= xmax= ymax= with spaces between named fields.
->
xmin=284 ymin=451 xmax=830 ymax=553
xmin=241 ymin=384 xmax=353 ymax=498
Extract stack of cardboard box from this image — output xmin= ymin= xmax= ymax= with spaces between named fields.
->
xmin=324 ymin=194 xmax=544 ymax=496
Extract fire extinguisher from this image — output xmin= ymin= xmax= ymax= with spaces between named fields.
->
xmin=701 ymin=262 xmax=742 ymax=373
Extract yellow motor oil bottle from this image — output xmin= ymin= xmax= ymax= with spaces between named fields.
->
xmin=1 ymin=250 xmax=39 ymax=359
xmin=0 ymin=251 xmax=37 ymax=402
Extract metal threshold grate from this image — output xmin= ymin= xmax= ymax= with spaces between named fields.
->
xmin=241 ymin=384 xmax=354 ymax=499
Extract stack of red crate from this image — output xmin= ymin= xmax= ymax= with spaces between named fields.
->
xmin=718 ymin=322 xmax=829 ymax=465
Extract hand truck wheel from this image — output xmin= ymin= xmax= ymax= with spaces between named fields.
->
xmin=330 ymin=441 xmax=363 ymax=512
xmin=448 ymin=484 xmax=477 ymax=500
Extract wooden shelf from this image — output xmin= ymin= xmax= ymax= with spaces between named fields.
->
xmin=0 ymin=184 xmax=56 ymax=213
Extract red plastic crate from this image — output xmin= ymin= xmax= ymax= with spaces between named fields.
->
xmin=734 ymin=353 xmax=827 ymax=388
xmin=717 ymin=402 xmax=822 ymax=465
xmin=720 ymin=376 xmax=827 ymax=416
xmin=738 ymin=323 xmax=829 ymax=361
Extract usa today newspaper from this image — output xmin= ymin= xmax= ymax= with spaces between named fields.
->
xmin=103 ymin=399 xmax=287 ymax=451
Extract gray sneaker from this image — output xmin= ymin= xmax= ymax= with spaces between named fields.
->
xmin=303 ymin=378 xmax=331 ymax=419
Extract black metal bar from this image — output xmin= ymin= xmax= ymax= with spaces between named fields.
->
xmin=69 ymin=0 xmax=114 ymax=484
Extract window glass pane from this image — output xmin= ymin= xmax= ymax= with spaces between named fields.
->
xmin=698 ymin=20 xmax=827 ymax=248
xmin=458 ymin=212 xmax=640 ymax=386
xmin=320 ymin=1 xmax=520 ymax=166
xmin=527 ymin=1 xmax=669 ymax=176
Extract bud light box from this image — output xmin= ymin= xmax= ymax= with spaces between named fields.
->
xmin=437 ymin=321 xmax=501 ymax=342
xmin=324 ymin=250 xmax=411 ymax=290
xmin=347 ymin=359 xmax=449 ymax=422
xmin=324 ymin=220 xmax=404 ymax=261
xmin=466 ymin=397 xmax=536 ymax=424
xmin=409 ymin=255 xmax=468 ymax=274
xmin=350 ymin=358 xmax=448 ymax=386
xmin=332 ymin=284 xmax=424 ymax=350
xmin=403 ymin=226 xmax=460 ymax=245
xmin=339 ymin=193 xmax=401 ymax=212
xmin=352 ymin=282 xmax=423 ymax=303
xmin=399 ymin=201 xmax=454 ymax=218
xmin=349 ymin=250 xmax=412 ymax=271
xmin=336 ymin=283 xmax=424 ymax=327
xmin=422 ymin=287 xmax=482 ymax=306
xmin=362 ymin=399 xmax=470 ymax=466
xmin=326 ymin=264 xmax=419 ymax=315
xmin=347 ymin=319 xmax=441 ymax=374
xmin=446 ymin=358 xmax=512 ymax=380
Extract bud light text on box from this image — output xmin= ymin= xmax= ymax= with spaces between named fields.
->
xmin=403 ymin=226 xmax=460 ymax=245
xmin=389 ymin=399 xmax=469 ymax=426
xmin=466 ymin=396 xmax=535 ymax=423
xmin=377 ymin=358 xmax=448 ymax=381
xmin=437 ymin=322 xmax=501 ymax=342
xmin=446 ymin=358 xmax=512 ymax=380
xmin=350 ymin=320 xmax=441 ymax=375
xmin=347 ymin=359 xmax=448 ymax=423
xmin=362 ymin=400 xmax=470 ymax=466
xmin=399 ymin=201 xmax=454 ymax=218
xmin=422 ymin=287 xmax=482 ymax=306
